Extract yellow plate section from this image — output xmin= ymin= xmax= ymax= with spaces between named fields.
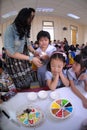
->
xmin=51 ymin=102 xmax=60 ymax=109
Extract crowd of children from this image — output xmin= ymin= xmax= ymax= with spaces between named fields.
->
xmin=0 ymin=30 xmax=87 ymax=109
xmin=0 ymin=31 xmax=87 ymax=130
xmin=32 ymin=31 xmax=87 ymax=109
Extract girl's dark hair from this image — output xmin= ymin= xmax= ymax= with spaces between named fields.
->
xmin=37 ymin=30 xmax=50 ymax=41
xmin=13 ymin=8 xmax=35 ymax=39
xmin=74 ymin=54 xmax=87 ymax=69
xmin=47 ymin=52 xmax=66 ymax=71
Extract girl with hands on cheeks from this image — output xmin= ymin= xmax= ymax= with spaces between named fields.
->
xmin=45 ymin=51 xmax=69 ymax=90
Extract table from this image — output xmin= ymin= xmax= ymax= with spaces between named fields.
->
xmin=0 ymin=86 xmax=87 ymax=130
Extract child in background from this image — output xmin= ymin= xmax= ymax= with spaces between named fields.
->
xmin=68 ymin=45 xmax=76 ymax=65
xmin=68 ymin=54 xmax=87 ymax=108
xmin=45 ymin=51 xmax=69 ymax=90
xmin=36 ymin=30 xmax=56 ymax=87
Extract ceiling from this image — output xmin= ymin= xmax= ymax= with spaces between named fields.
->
xmin=1 ymin=0 xmax=87 ymax=25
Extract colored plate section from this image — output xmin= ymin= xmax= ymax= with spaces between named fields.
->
xmin=61 ymin=99 xmax=69 ymax=106
xmin=51 ymin=109 xmax=59 ymax=115
xmin=64 ymin=107 xmax=73 ymax=113
xmin=56 ymin=99 xmax=62 ymax=106
xmin=56 ymin=109 xmax=63 ymax=118
xmin=51 ymin=102 xmax=61 ymax=109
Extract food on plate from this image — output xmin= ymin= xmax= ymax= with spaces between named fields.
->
xmin=50 ymin=99 xmax=73 ymax=119
xmin=17 ymin=106 xmax=44 ymax=127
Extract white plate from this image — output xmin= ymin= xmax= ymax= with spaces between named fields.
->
xmin=38 ymin=90 xmax=48 ymax=99
xmin=50 ymin=99 xmax=73 ymax=119
xmin=50 ymin=91 xmax=60 ymax=100
xmin=27 ymin=92 xmax=37 ymax=101
xmin=16 ymin=105 xmax=45 ymax=127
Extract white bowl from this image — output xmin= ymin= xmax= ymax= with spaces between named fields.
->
xmin=38 ymin=90 xmax=48 ymax=99
xmin=27 ymin=92 xmax=37 ymax=101
xmin=50 ymin=91 xmax=60 ymax=100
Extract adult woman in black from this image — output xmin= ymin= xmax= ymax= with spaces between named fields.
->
xmin=4 ymin=8 xmax=42 ymax=89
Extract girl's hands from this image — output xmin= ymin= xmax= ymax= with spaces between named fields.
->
xmin=82 ymin=98 xmax=87 ymax=108
xmin=59 ymin=71 xmax=63 ymax=76
xmin=53 ymin=71 xmax=59 ymax=77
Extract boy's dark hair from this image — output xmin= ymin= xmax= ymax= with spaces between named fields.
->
xmin=47 ymin=52 xmax=66 ymax=71
xmin=37 ymin=30 xmax=50 ymax=41
xmin=74 ymin=54 xmax=87 ymax=69
xmin=13 ymin=8 xmax=35 ymax=39
xmin=2 ymin=47 xmax=5 ymax=51
xmin=76 ymin=44 xmax=79 ymax=48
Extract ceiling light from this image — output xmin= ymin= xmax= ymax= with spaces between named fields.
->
xmin=2 ymin=11 xmax=18 ymax=19
xmin=67 ymin=13 xmax=80 ymax=19
xmin=36 ymin=8 xmax=54 ymax=12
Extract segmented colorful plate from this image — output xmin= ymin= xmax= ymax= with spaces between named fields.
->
xmin=50 ymin=99 xmax=73 ymax=119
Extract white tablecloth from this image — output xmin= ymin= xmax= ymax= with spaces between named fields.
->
xmin=0 ymin=87 xmax=87 ymax=130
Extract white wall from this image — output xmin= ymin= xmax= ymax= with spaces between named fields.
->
xmin=31 ymin=15 xmax=85 ymax=45
xmin=0 ymin=15 xmax=86 ymax=53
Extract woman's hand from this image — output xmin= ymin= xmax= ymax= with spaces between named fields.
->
xmin=34 ymin=51 xmax=39 ymax=57
xmin=79 ymin=73 xmax=87 ymax=81
xmin=32 ymin=57 xmax=43 ymax=67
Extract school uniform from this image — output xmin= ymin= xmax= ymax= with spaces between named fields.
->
xmin=36 ymin=45 xmax=56 ymax=87
xmin=68 ymin=68 xmax=87 ymax=85
xmin=45 ymin=69 xmax=67 ymax=88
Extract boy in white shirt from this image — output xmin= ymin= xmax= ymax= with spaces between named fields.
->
xmin=36 ymin=30 xmax=56 ymax=87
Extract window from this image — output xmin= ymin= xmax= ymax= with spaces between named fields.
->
xmin=42 ymin=21 xmax=54 ymax=41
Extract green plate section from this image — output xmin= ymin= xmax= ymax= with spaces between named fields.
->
xmin=62 ymin=99 xmax=69 ymax=106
